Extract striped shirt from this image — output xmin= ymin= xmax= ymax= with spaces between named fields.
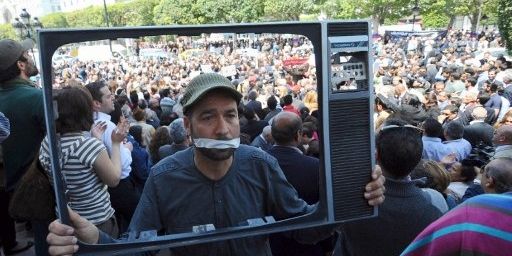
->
xmin=402 ymin=192 xmax=512 ymax=256
xmin=39 ymin=133 xmax=115 ymax=225
xmin=0 ymin=112 xmax=10 ymax=143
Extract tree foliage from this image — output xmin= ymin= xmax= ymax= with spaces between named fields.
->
xmin=40 ymin=13 xmax=69 ymax=28
xmin=35 ymin=0 xmax=500 ymax=37
xmin=0 ymin=24 xmax=16 ymax=40
xmin=263 ymin=0 xmax=314 ymax=21
xmin=497 ymin=0 xmax=512 ymax=54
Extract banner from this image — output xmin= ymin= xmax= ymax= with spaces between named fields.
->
xmin=220 ymin=65 xmax=237 ymax=77
xmin=384 ymin=30 xmax=448 ymax=40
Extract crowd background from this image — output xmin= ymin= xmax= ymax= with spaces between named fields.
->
xmin=48 ymin=28 xmax=512 ymax=252
xmin=1 ymin=25 xmax=512 ymax=255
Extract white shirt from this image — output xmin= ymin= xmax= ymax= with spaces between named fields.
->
xmin=95 ymin=112 xmax=133 ymax=179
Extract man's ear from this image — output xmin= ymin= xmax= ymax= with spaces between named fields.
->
xmin=16 ymin=60 xmax=26 ymax=72
xmin=184 ymin=116 xmax=191 ymax=136
xmin=91 ymin=99 xmax=101 ymax=111
xmin=485 ymin=176 xmax=495 ymax=192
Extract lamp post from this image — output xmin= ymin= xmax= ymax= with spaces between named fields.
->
xmin=12 ymin=8 xmax=43 ymax=42
xmin=411 ymin=0 xmax=420 ymax=32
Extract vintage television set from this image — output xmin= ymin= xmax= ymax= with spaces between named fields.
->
xmin=38 ymin=20 xmax=376 ymax=255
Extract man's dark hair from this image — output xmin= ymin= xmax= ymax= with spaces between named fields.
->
xmin=302 ymin=122 xmax=315 ymax=138
xmin=271 ymin=113 xmax=302 ymax=145
xmin=451 ymin=72 xmax=461 ymax=80
xmin=267 ymin=96 xmax=277 ymax=110
xmin=248 ymin=90 xmax=258 ymax=101
xmin=478 ymin=92 xmax=490 ymax=105
xmin=159 ymin=88 xmax=171 ymax=98
xmin=444 ymin=120 xmax=464 ymax=139
xmin=85 ymin=81 xmax=108 ymax=102
xmin=444 ymin=105 xmax=459 ymax=114
xmin=143 ymin=90 xmax=150 ymax=101
xmin=466 ymin=77 xmax=477 ymax=87
xmin=243 ymin=107 xmax=256 ymax=120
xmin=423 ymin=118 xmax=443 ymax=138
xmin=283 ymin=94 xmax=293 ymax=106
xmin=459 ymin=159 xmax=478 ymax=183
xmin=377 ymin=118 xmax=422 ymax=178
xmin=54 ymin=86 xmax=94 ymax=134
xmin=129 ymin=125 xmax=144 ymax=145
xmin=0 ymin=54 xmax=26 ymax=83
xmin=129 ymin=91 xmax=139 ymax=106
xmin=464 ymin=68 xmax=475 ymax=77
xmin=489 ymin=82 xmax=498 ymax=93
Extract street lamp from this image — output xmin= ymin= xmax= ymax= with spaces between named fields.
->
xmin=411 ymin=0 xmax=420 ymax=32
xmin=12 ymin=8 xmax=43 ymax=42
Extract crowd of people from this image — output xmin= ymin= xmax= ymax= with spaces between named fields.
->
xmin=0 ymin=25 xmax=511 ymax=256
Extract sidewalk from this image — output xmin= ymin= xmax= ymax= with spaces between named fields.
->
xmin=0 ymin=222 xmax=35 ymax=256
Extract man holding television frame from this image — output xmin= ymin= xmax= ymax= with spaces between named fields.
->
xmin=46 ymin=73 xmax=385 ymax=256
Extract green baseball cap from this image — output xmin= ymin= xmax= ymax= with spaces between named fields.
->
xmin=181 ymin=73 xmax=242 ymax=113
xmin=0 ymin=39 xmax=34 ymax=71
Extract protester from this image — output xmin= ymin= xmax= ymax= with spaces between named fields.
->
xmin=0 ymin=38 xmax=44 ymax=255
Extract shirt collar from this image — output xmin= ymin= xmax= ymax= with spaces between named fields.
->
xmin=95 ymin=111 xmax=111 ymax=122
xmin=0 ymin=77 xmax=35 ymax=88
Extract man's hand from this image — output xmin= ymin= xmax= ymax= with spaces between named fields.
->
xmin=47 ymin=208 xmax=99 ymax=256
xmin=364 ymin=165 xmax=385 ymax=206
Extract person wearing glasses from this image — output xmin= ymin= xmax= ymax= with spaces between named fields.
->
xmin=402 ymin=158 xmax=512 ymax=256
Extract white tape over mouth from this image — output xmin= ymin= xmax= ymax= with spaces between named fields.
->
xmin=193 ymin=138 xmax=240 ymax=149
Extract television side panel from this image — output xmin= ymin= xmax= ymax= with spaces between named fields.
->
xmin=321 ymin=21 xmax=377 ymax=223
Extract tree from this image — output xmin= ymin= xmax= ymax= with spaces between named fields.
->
xmin=41 ymin=13 xmax=69 ymax=28
xmin=445 ymin=0 xmax=498 ymax=32
xmin=124 ymin=0 xmax=159 ymax=26
xmin=263 ymin=0 xmax=314 ymax=21
xmin=0 ymin=24 xmax=16 ymax=40
xmin=497 ymin=0 xmax=512 ymax=54
xmin=153 ymin=0 xmax=201 ymax=24
xmin=65 ymin=6 xmax=106 ymax=27
xmin=153 ymin=0 xmax=264 ymax=25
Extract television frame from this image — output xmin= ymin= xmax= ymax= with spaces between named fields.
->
xmin=37 ymin=20 xmax=376 ymax=255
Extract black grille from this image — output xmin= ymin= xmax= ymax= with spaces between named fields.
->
xmin=328 ymin=22 xmax=368 ymax=36
xmin=328 ymin=98 xmax=374 ymax=221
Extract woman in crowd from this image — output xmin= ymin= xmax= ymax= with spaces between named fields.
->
xmin=411 ymin=160 xmax=458 ymax=209
xmin=39 ymin=86 xmax=129 ymax=238
xmin=148 ymin=126 xmax=172 ymax=164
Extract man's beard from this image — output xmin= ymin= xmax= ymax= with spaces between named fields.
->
xmin=25 ymin=62 xmax=39 ymax=77
xmin=195 ymin=147 xmax=235 ymax=161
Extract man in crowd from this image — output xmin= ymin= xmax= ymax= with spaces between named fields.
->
xmin=491 ymin=124 xmax=512 ymax=159
xmin=422 ymin=118 xmax=452 ymax=162
xmin=267 ymin=111 xmax=336 ymax=256
xmin=463 ymin=106 xmax=495 ymax=147
xmin=443 ymin=121 xmax=472 ymax=161
xmin=0 ymin=39 xmax=45 ymax=255
xmin=46 ymin=73 xmax=385 ymax=256
xmin=85 ymin=81 xmax=139 ymax=234
xmin=250 ymin=125 xmax=273 ymax=151
xmin=342 ymin=118 xmax=446 ymax=256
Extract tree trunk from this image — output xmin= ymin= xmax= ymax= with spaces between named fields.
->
xmin=447 ymin=16 xmax=455 ymax=30
xmin=372 ymin=15 xmax=380 ymax=34
xmin=470 ymin=11 xmax=479 ymax=32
